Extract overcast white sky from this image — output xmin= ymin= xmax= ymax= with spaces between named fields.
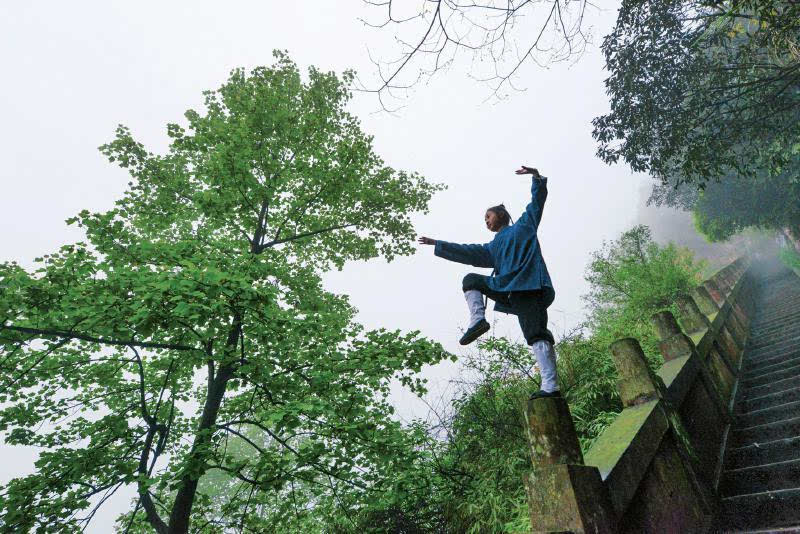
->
xmin=0 ymin=1 xmax=661 ymax=530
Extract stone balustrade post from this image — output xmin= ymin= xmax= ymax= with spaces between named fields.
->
xmin=675 ymin=294 xmax=711 ymax=335
xmin=610 ymin=338 xmax=662 ymax=406
xmin=703 ymin=279 xmax=726 ymax=308
xmin=691 ymin=286 xmax=719 ymax=315
xmin=712 ymin=275 xmax=748 ymax=347
xmin=703 ymin=278 xmax=748 ymax=348
xmin=523 ymin=397 xmax=616 ymax=533
xmin=733 ymin=257 xmax=747 ymax=279
xmin=652 ymin=311 xmax=732 ymax=415
xmin=720 ymin=264 xmax=738 ymax=292
xmin=609 ymin=338 xmax=716 ymax=518
xmin=651 ymin=312 xmax=696 ymax=362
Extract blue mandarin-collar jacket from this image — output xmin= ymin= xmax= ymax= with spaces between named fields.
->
xmin=434 ymin=177 xmax=553 ymax=314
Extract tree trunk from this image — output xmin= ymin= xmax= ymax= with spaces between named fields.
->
xmin=164 ymin=324 xmax=239 ymax=533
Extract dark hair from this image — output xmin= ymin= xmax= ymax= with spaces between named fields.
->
xmin=487 ymin=204 xmax=512 ymax=226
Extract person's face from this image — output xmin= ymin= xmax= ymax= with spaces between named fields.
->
xmin=485 ymin=210 xmax=504 ymax=232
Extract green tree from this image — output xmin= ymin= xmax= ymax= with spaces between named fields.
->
xmin=0 ymin=52 xmax=447 ymax=533
xmin=593 ymin=0 xmax=800 ymax=183
xmin=584 ymin=225 xmax=704 ymax=330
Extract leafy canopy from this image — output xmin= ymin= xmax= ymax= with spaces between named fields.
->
xmin=649 ymin=162 xmax=800 ymax=242
xmin=0 ymin=52 xmax=447 ymax=533
xmin=593 ymin=0 xmax=800 ymax=183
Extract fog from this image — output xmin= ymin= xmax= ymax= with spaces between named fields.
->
xmin=634 ymin=184 xmax=777 ymax=271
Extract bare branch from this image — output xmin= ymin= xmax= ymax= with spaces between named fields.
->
xmin=358 ymin=0 xmax=595 ymax=106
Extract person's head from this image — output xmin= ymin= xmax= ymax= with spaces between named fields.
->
xmin=485 ymin=204 xmax=511 ymax=232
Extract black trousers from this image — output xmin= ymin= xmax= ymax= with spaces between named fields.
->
xmin=462 ymin=273 xmax=555 ymax=345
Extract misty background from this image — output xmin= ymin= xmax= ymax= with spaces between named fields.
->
xmin=0 ymin=2 xmax=749 ymax=529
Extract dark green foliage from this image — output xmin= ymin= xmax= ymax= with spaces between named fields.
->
xmin=593 ymin=0 xmax=800 ymax=183
xmin=649 ymin=161 xmax=800 ymax=242
xmin=692 ymin=171 xmax=800 ymax=241
xmin=617 ymin=0 xmax=800 ymax=243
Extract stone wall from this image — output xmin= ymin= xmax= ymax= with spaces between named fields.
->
xmin=523 ymin=257 xmax=754 ymax=533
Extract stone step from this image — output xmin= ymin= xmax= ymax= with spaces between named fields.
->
xmin=721 ymin=458 xmax=800 ymax=496
xmin=752 ymin=312 xmax=800 ymax=331
xmin=744 ymin=375 xmax=800 ymax=401
xmin=742 ymin=362 xmax=800 ymax=389
xmin=749 ymin=324 xmax=799 ymax=337
xmin=750 ymin=321 xmax=800 ymax=335
xmin=757 ymin=298 xmax=800 ymax=307
xmin=726 ymin=437 xmax=800 ymax=471
xmin=757 ymin=287 xmax=800 ymax=297
xmin=747 ymin=351 xmax=800 ymax=372
xmin=749 ymin=340 xmax=800 ymax=360
xmin=756 ymin=286 xmax=800 ymax=297
xmin=748 ymin=334 xmax=800 ymax=352
xmin=724 ymin=527 xmax=800 ymax=533
xmin=744 ymin=350 xmax=800 ymax=375
xmin=744 ymin=354 xmax=800 ymax=378
xmin=751 ymin=316 xmax=800 ymax=329
xmin=750 ymin=316 xmax=797 ymax=337
xmin=739 ymin=385 xmax=800 ymax=414
xmin=749 ymin=326 xmax=800 ymax=343
xmin=756 ymin=292 xmax=800 ymax=303
xmin=749 ymin=326 xmax=800 ymax=348
xmin=718 ymin=488 xmax=800 ymax=531
xmin=754 ymin=299 xmax=800 ymax=313
xmin=732 ymin=416 xmax=800 ymax=447
xmin=757 ymin=291 xmax=800 ymax=301
xmin=752 ymin=306 xmax=800 ymax=322
xmin=756 ymin=291 xmax=800 ymax=302
xmin=752 ymin=313 xmax=800 ymax=328
xmin=736 ymin=400 xmax=800 ymax=428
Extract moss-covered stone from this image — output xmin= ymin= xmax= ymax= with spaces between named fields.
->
xmin=611 ymin=338 xmax=661 ymax=407
xmin=675 ymin=294 xmax=711 ymax=334
xmin=525 ymin=397 xmax=583 ymax=466
xmin=524 ymin=464 xmax=616 ymax=533
xmin=584 ymin=401 xmax=668 ymax=515
xmin=691 ymin=286 xmax=719 ymax=315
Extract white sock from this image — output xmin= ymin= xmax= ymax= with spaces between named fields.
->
xmin=531 ymin=340 xmax=559 ymax=393
xmin=464 ymin=289 xmax=486 ymax=328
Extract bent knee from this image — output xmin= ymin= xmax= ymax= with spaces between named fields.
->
xmin=462 ymin=273 xmax=484 ymax=292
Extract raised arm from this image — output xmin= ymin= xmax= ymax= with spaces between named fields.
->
xmin=419 ymin=236 xmax=494 ymax=268
xmin=515 ymin=166 xmax=548 ymax=229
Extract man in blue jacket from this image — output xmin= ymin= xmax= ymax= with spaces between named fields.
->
xmin=418 ymin=165 xmax=559 ymax=399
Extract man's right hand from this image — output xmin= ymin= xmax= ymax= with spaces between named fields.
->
xmin=515 ymin=166 xmax=540 ymax=177
xmin=418 ymin=236 xmax=436 ymax=245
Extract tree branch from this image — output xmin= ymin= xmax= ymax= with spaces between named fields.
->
xmin=257 ymin=223 xmax=357 ymax=252
xmin=1 ymin=324 xmax=201 ymax=352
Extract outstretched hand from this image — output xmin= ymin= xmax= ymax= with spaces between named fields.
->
xmin=418 ymin=236 xmax=436 ymax=245
xmin=515 ymin=165 xmax=540 ymax=177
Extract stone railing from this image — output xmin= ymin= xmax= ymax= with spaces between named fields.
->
xmin=523 ymin=257 xmax=754 ymax=533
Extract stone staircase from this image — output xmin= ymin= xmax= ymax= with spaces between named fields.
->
xmin=718 ymin=264 xmax=800 ymax=532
